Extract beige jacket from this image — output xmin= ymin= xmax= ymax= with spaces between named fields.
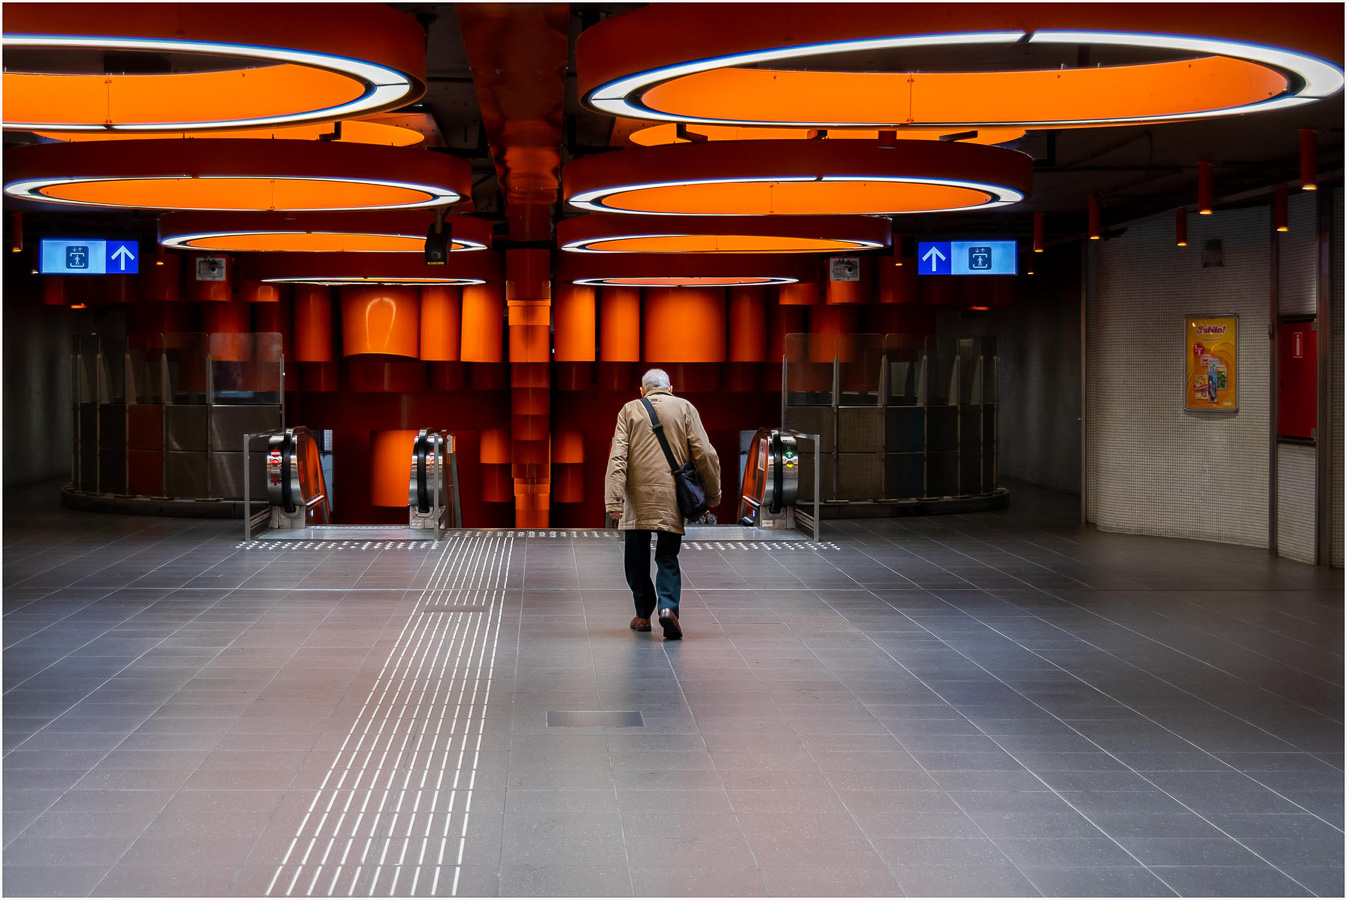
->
xmin=604 ymin=389 xmax=722 ymax=534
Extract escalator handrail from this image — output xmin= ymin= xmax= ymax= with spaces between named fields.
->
xmin=280 ymin=432 xmax=296 ymax=515
xmin=768 ymin=430 xmax=784 ymax=516
xmin=414 ymin=434 xmax=431 ymax=514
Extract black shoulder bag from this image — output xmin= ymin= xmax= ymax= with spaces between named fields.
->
xmin=639 ymin=397 xmax=709 ymax=521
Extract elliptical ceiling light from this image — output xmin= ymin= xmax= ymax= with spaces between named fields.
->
xmin=577 ymin=276 xmax=796 ymax=286
xmin=34 ymin=117 xmax=425 ymax=146
xmin=626 ymin=123 xmax=1025 ymax=146
xmin=4 ymin=140 xmax=469 ymax=211
xmin=264 ymin=276 xmax=485 ymax=285
xmin=159 ymin=211 xmax=491 ymax=253
xmin=247 ymin=251 xmax=495 ymax=286
xmin=559 ymin=252 xmax=811 ymax=287
xmin=578 ymin=4 xmax=1344 ymax=128
xmin=3 ymin=3 xmax=426 ymax=132
xmin=559 ymin=213 xmax=890 ymax=253
xmin=564 ymin=140 xmax=1031 ymax=216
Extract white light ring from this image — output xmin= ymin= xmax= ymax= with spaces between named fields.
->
xmin=573 ymin=276 xmax=799 ymax=286
xmin=161 ymin=231 xmax=488 ymax=252
xmin=3 ymin=34 xmax=417 ymax=131
xmin=260 ymin=277 xmax=487 ymax=286
xmin=561 ymin=233 xmax=886 ymax=253
xmin=4 ymin=174 xmax=461 ymax=212
xmin=1023 ymin=31 xmax=1343 ymax=124
xmin=587 ymin=29 xmax=1343 ymax=127
xmin=588 ymin=31 xmax=1024 ymax=126
xmin=569 ymin=175 xmax=1023 ymax=216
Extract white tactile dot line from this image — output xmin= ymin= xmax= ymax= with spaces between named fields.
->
xmin=263 ymin=532 xmax=512 ymax=896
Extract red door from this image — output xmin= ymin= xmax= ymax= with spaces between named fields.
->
xmin=1277 ymin=321 xmax=1317 ymax=440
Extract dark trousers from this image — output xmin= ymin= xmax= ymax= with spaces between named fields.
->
xmin=624 ymin=529 xmax=682 ymax=618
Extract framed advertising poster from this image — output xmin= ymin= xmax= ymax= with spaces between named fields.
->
xmin=1184 ymin=314 xmax=1238 ymax=412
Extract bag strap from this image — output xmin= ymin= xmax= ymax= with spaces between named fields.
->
xmin=639 ymin=397 xmax=681 ymax=474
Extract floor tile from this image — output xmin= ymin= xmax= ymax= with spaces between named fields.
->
xmin=3 ymin=483 xmax=1341 ymax=899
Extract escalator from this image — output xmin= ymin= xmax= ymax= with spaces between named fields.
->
xmin=243 ymin=425 xmax=815 ymax=542
xmin=244 ymin=427 xmax=460 ymax=541
xmin=250 ymin=427 xmax=331 ymax=533
xmin=407 ymin=429 xmax=461 ymax=533
xmin=733 ymin=427 xmax=819 ymax=541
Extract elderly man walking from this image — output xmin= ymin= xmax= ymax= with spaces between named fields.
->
xmin=604 ymin=368 xmax=721 ymax=640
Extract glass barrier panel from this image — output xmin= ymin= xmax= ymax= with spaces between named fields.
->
xmin=927 ymin=338 xmax=960 ymax=407
xmin=73 ymin=334 xmax=99 ymax=405
xmin=957 ymin=338 xmax=980 ymax=405
xmin=98 ymin=336 xmax=128 ymax=404
xmin=128 ymin=334 xmax=165 ymax=406
xmin=837 ymin=333 xmax=883 ymax=404
xmin=977 ymin=335 xmax=998 ymax=405
xmin=784 ymin=332 xmax=834 ymax=406
xmin=883 ymin=334 xmax=925 ymax=407
xmin=210 ymin=332 xmax=283 ymax=405
xmin=164 ymin=333 xmax=210 ymax=405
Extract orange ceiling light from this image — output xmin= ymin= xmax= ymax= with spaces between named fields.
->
xmin=578 ymin=4 xmax=1343 ymax=128
xmin=559 ymin=251 xmax=811 ymax=287
xmin=579 ymin=276 xmax=795 ymax=287
xmin=565 ymin=140 xmax=1032 ymax=216
xmin=626 ymin=123 xmax=1026 ymax=147
xmin=4 ymin=140 xmax=468 ymax=211
xmin=3 ymin=3 xmax=426 ymax=132
xmin=558 ymin=213 xmax=889 ymax=254
xmin=273 ymin=277 xmax=485 ymax=285
xmin=34 ymin=118 xmax=424 ymax=146
xmin=245 ymin=250 xmax=499 ymax=287
xmin=159 ymin=211 xmax=491 ymax=253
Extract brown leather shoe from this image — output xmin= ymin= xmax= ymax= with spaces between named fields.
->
xmin=657 ymin=608 xmax=682 ymax=640
xmin=629 ymin=616 xmax=651 ymax=632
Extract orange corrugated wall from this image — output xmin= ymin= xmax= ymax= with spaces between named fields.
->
xmin=420 ymin=285 xmax=461 ymax=361
xmin=293 ymin=285 xmax=333 ymax=362
xmin=370 ymin=429 xmax=418 ymax=507
xmin=599 ymin=287 xmax=640 ymax=361
xmin=554 ymin=283 xmax=596 ymax=361
xmin=643 ymin=286 xmax=726 ymax=362
xmin=341 ymin=285 xmax=419 ymax=357
xmin=461 ymin=283 xmax=504 ymax=362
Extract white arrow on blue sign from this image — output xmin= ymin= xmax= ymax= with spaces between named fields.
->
xmin=917 ymin=239 xmax=1017 ymax=276
xmin=39 ymin=238 xmax=140 ymax=275
xmin=921 ymin=243 xmax=950 ymax=274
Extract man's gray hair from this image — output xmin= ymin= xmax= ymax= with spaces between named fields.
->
xmin=641 ymin=368 xmax=672 ymax=392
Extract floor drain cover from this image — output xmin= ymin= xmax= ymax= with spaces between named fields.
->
xmin=422 ymin=604 xmax=489 ymax=613
xmin=547 ymin=710 xmax=644 ymax=727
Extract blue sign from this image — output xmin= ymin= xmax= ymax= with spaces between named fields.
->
xmin=917 ymin=240 xmax=1017 ymax=275
xmin=39 ymin=238 xmax=139 ymax=275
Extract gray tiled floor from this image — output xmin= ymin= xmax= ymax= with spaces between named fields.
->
xmin=3 ymin=481 xmax=1343 ymax=897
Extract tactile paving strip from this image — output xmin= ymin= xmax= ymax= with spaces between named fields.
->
xmin=264 ymin=531 xmax=513 ymax=897
xmin=236 ymin=540 xmax=437 ymax=552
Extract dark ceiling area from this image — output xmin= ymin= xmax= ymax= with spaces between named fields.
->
xmin=6 ymin=2 xmax=1343 ymax=249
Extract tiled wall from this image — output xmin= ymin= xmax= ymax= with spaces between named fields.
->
xmin=1276 ymin=443 xmax=1317 ymax=563
xmin=1279 ymin=192 xmax=1318 ymax=315
xmin=2 ymin=297 xmax=83 ymax=487
xmin=1332 ymin=187 xmax=1344 ymax=567
xmin=1086 ymin=206 xmax=1271 ymax=548
xmin=1276 ymin=191 xmax=1318 ymax=560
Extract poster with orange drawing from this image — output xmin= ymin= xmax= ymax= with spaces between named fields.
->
xmin=1185 ymin=315 xmax=1238 ymax=411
